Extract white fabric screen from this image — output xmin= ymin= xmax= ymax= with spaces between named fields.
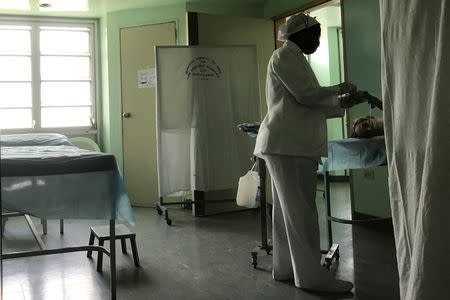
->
xmin=156 ymin=46 xmax=260 ymax=197
xmin=380 ymin=1 xmax=450 ymax=299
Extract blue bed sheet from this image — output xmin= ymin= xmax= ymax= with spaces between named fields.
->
xmin=320 ymin=138 xmax=387 ymax=172
xmin=0 ymin=134 xmax=135 ymax=224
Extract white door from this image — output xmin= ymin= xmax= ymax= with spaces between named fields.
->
xmin=120 ymin=22 xmax=176 ymax=206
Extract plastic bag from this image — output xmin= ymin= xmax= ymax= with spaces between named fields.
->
xmin=236 ymin=163 xmax=260 ymax=208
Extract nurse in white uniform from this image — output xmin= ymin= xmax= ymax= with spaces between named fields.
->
xmin=254 ymin=13 xmax=362 ymax=293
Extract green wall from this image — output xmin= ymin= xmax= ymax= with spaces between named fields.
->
xmin=186 ymin=1 xmax=264 ymax=18
xmin=343 ymin=0 xmax=390 ymax=217
xmin=328 ymin=27 xmax=341 ymax=85
xmin=309 ymin=27 xmax=331 ymax=86
xmin=101 ymin=3 xmax=187 ymax=169
xmin=326 ymin=26 xmax=345 ymax=176
xmin=326 ymin=26 xmax=343 ymax=141
xmin=307 ymin=6 xmax=345 ymax=176
xmin=264 ymin=0 xmax=309 ymax=18
xmin=310 ymin=26 xmax=344 ymax=143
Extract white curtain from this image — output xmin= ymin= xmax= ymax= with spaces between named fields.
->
xmin=156 ymin=46 xmax=260 ymax=197
xmin=380 ymin=1 xmax=450 ymax=299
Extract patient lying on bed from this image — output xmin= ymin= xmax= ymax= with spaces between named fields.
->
xmin=347 ymin=91 xmax=384 ymax=138
xmin=350 ymin=116 xmax=384 ymax=138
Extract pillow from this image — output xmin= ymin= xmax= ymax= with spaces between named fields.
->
xmin=0 ymin=133 xmax=72 ymax=147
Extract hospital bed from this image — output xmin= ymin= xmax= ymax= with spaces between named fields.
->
xmin=0 ymin=133 xmax=135 ymax=300
xmin=239 ymin=125 xmax=388 ymax=269
xmin=1 ymin=134 xmax=72 ymax=247
xmin=319 ymin=137 xmax=388 ymax=268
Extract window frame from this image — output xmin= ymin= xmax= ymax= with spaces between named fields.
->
xmin=0 ymin=16 xmax=100 ymax=136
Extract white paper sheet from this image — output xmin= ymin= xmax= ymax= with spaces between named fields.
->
xmin=138 ymin=68 xmax=156 ymax=88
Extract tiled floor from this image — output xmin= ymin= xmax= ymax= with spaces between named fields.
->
xmin=2 ymin=182 xmax=400 ymax=299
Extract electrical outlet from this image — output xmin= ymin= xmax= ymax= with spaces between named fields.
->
xmin=363 ymin=170 xmax=375 ymax=180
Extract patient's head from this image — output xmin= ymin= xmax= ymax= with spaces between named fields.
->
xmin=351 ymin=116 xmax=384 ymax=138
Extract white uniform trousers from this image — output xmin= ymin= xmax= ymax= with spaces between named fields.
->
xmin=263 ymin=154 xmax=329 ymax=288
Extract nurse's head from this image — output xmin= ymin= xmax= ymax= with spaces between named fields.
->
xmin=278 ymin=13 xmax=321 ymax=55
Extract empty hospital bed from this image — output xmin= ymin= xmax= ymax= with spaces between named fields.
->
xmin=0 ymin=133 xmax=135 ymax=300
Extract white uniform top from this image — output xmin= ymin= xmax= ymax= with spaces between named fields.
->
xmin=254 ymin=41 xmax=341 ymax=158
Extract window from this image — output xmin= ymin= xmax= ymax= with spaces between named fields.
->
xmin=0 ymin=19 xmax=97 ymax=133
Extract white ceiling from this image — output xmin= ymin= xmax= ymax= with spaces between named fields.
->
xmin=0 ymin=0 xmax=266 ymax=17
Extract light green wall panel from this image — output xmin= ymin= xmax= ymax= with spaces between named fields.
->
xmin=343 ymin=0 xmax=390 ymax=217
xmin=101 ymin=3 xmax=187 ymax=169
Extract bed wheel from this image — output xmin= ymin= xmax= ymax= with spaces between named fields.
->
xmin=157 ymin=207 xmax=163 ymax=215
xmin=166 ymin=219 xmax=172 ymax=226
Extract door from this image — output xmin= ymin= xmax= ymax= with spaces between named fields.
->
xmin=120 ymin=22 xmax=176 ymax=207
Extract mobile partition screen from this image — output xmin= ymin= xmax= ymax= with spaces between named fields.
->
xmin=155 ymin=45 xmax=261 ymax=198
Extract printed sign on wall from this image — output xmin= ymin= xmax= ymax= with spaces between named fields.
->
xmin=138 ymin=68 xmax=156 ymax=88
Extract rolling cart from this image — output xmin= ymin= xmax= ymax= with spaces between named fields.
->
xmin=250 ymin=157 xmax=272 ymax=268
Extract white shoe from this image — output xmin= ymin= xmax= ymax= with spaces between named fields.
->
xmin=300 ymin=278 xmax=354 ymax=294
xmin=273 ymin=273 xmax=294 ymax=281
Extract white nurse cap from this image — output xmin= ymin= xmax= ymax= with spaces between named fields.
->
xmin=278 ymin=13 xmax=320 ymax=41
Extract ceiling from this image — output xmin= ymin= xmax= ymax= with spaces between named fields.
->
xmin=0 ymin=0 xmax=266 ymax=17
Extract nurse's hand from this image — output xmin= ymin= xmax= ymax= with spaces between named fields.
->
xmin=338 ymin=82 xmax=357 ymax=95
xmin=339 ymin=92 xmax=364 ymax=108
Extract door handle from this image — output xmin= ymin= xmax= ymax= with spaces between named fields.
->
xmin=123 ymin=112 xmax=132 ymax=118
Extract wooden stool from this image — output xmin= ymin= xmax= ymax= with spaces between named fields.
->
xmin=87 ymin=224 xmax=140 ymax=272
